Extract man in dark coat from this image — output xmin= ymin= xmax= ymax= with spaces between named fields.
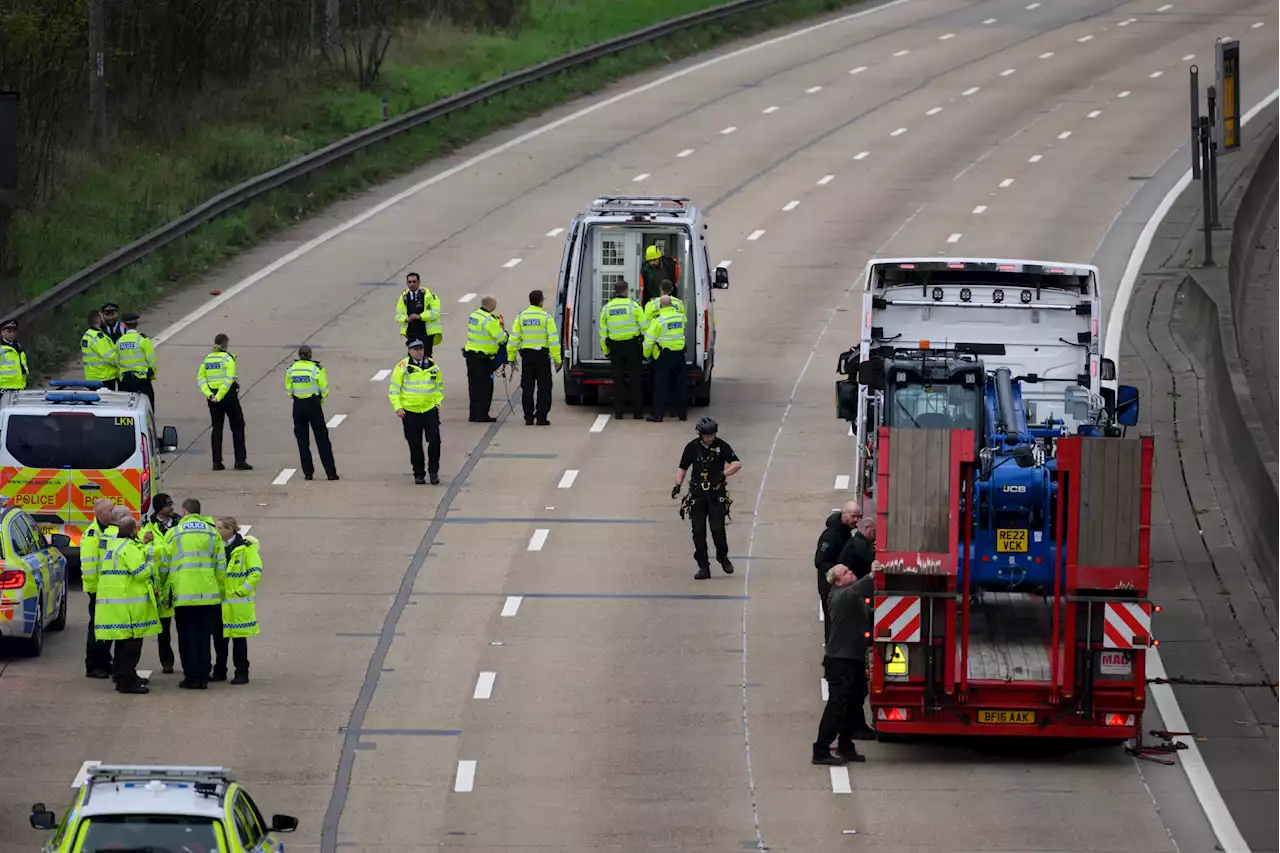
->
xmin=836 ymin=516 xmax=876 ymax=579
xmin=815 ymin=501 xmax=861 ymax=641
xmin=812 ymin=563 xmax=877 ymax=766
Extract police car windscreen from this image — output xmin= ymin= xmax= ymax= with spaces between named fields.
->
xmin=3 ymin=414 xmax=137 ymax=470
xmin=79 ymin=814 xmax=219 ymax=850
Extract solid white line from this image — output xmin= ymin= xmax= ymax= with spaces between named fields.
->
xmin=783 ymin=200 xmax=800 ymax=211
xmin=834 ymin=475 xmax=850 ymax=490
xmin=892 ymin=49 xmax=909 ymax=57
xmin=590 ymin=414 xmax=610 ymax=433
xmin=982 ymin=17 xmax=997 ymax=24
xmin=1000 ymin=68 xmax=1017 ymax=77
xmin=632 ymin=173 xmax=650 ymax=182
xmin=763 ymin=105 xmax=779 ymax=114
xmin=144 ymin=0 xmax=916 ymax=348
xmin=853 ymin=151 xmax=870 ymax=160
xmin=817 ymin=175 xmax=835 ymax=185
xmin=1117 ymin=90 xmax=1131 ymax=98
xmin=1040 ymin=52 xmax=1055 ymax=59
xmin=1028 ymin=154 xmax=1043 ymax=163
xmin=527 ymin=529 xmax=549 ymax=551
xmin=999 ymin=178 xmax=1015 ymax=188
xmin=1057 ymin=131 xmax=1072 ymax=140
xmin=371 ymin=369 xmax=392 ymax=381
xmin=454 ymin=761 xmax=477 ymax=792
xmin=890 ymin=127 xmax=908 ymax=137
xmin=939 ymin=32 xmax=955 ymax=40
xmin=1150 ymin=70 xmax=1164 ymax=78
xmin=546 ymin=227 xmax=564 ymax=237
xmin=503 ymin=258 xmax=522 ymax=268
xmin=821 ymin=678 xmax=829 ymax=700
xmin=806 ymin=85 xmax=823 ymax=93
xmin=1077 ymin=34 xmax=1094 ymax=42
xmin=458 ymin=292 xmax=477 ymax=303
xmin=926 ymin=106 xmax=943 ymax=116
xmin=830 ymin=766 xmax=852 ymax=794
xmin=720 ymin=126 xmax=738 ymax=135
xmin=962 ymin=86 xmax=981 ymax=96
xmin=72 ymin=761 xmax=102 ymax=788
xmin=473 ymin=672 xmax=496 ymax=700
xmin=501 ymin=596 xmax=523 ymax=617
xmin=947 ymin=233 xmax=962 ymax=243
xmin=748 ymin=229 xmax=766 ymax=241
xmin=557 ymin=469 xmax=578 ymax=489
xmin=972 ymin=205 xmax=988 ymax=214
xmin=850 ymin=66 xmax=867 ymax=74
xmin=326 ymin=414 xmax=347 ymax=428
xmin=677 ymin=148 xmax=695 ymax=158
xmin=1156 ymin=3 xmax=1172 ymax=10
xmin=1087 ymin=110 xmax=1103 ymax=119
xmin=272 ymin=469 xmax=296 ymax=485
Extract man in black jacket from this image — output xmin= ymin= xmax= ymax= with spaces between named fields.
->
xmin=813 ymin=562 xmax=877 ymax=765
xmin=814 ymin=501 xmax=861 ymax=641
xmin=836 ymin=516 xmax=877 ymax=579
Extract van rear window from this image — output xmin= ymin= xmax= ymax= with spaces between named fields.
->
xmin=3 ymin=414 xmax=138 ymax=469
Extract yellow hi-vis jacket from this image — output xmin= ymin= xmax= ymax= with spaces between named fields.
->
xmin=0 ymin=341 xmax=28 ymax=390
xmin=285 ymin=359 xmax=328 ymax=400
xmin=506 ymin=306 xmax=561 ymax=365
xmin=197 ymin=350 xmax=238 ymax=402
xmin=81 ymin=327 xmax=118 ymax=383
xmin=388 ymin=357 xmax=443 ymax=413
xmin=115 ymin=329 xmax=156 ymax=380
xmin=643 ymin=306 xmax=687 ymax=360
xmin=464 ymin=309 xmax=507 ymax=356
xmin=598 ymin=297 xmax=644 ymax=356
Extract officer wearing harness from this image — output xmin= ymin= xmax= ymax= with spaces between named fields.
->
xmin=672 ymin=417 xmax=741 ymax=579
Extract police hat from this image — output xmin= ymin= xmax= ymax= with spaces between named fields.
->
xmin=0 ymin=320 xmax=17 ymax=331
xmin=122 ymin=312 xmax=140 ymax=323
xmin=407 ymin=339 xmax=426 ymax=349
xmin=101 ymin=303 xmax=120 ymax=313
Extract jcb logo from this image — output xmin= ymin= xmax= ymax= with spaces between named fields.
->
xmin=1001 ymin=485 xmax=1027 ymax=493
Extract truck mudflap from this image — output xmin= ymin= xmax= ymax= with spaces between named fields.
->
xmin=867 ymin=427 xmax=1157 ymax=742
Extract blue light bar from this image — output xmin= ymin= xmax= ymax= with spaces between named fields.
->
xmin=48 ymin=379 xmax=104 ymax=390
xmin=44 ymin=392 xmax=101 ymax=403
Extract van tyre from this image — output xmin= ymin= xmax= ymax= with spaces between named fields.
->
xmin=18 ymin=601 xmax=43 ymax=657
xmin=692 ymin=382 xmax=711 ymax=408
xmin=48 ymin=585 xmax=67 ymax=632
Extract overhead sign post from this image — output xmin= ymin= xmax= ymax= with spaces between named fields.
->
xmin=1215 ymin=38 xmax=1241 ymax=151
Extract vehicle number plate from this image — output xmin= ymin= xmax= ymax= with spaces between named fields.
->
xmin=977 ymin=709 xmax=1035 ymax=725
xmin=997 ymin=529 xmax=1028 ymax=552
xmin=1099 ymin=650 xmax=1132 ymax=676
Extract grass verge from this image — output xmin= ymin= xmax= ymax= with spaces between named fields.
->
xmin=17 ymin=0 xmax=868 ymax=375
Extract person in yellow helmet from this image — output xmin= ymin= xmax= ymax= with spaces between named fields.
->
xmin=640 ymin=244 xmax=679 ymax=307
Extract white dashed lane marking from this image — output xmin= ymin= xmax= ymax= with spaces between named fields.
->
xmin=1057 ymin=131 xmax=1073 ymax=140
xmin=239 ymin=525 xmax=252 ymax=536
xmin=850 ymin=66 xmax=867 ymax=74
xmin=528 ymin=529 xmax=549 ymax=551
xmin=1000 ymin=68 xmax=1016 ymax=77
xmin=503 ymin=258 xmax=522 ymax=268
xmin=473 ymin=672 xmax=497 ymax=700
xmin=501 ymin=596 xmax=523 ymax=617
xmin=783 ymin=200 xmax=800 ymax=211
xmin=1251 ymin=21 xmax=1264 ymax=28
xmin=1087 ymin=110 xmax=1102 ymax=119
xmin=1029 ymin=154 xmax=1043 ymax=163
xmin=1149 ymin=71 xmax=1164 ymax=78
xmin=972 ymin=205 xmax=988 ymax=214
xmin=821 ymin=678 xmax=829 ymax=700
xmin=326 ymin=414 xmax=347 ymax=428
xmin=632 ymin=173 xmax=650 ymax=182
xmin=817 ymin=175 xmax=835 ymax=185
xmin=454 ymin=761 xmax=477 ymax=792
xmin=962 ymin=86 xmax=981 ymax=96
xmin=720 ymin=126 xmax=738 ymax=135
xmin=892 ymin=49 xmax=909 ymax=57
xmin=1039 ymin=52 xmax=1055 ymax=59
xmin=999 ymin=178 xmax=1015 ymax=188
xmin=926 ymin=106 xmax=943 ymax=116
xmin=558 ymin=469 xmax=579 ymax=489
xmin=272 ymin=469 xmax=296 ymax=485
xmin=939 ymin=32 xmax=955 ymax=40
xmin=1025 ymin=2 xmax=1040 ymax=8
xmin=458 ymin=292 xmax=477 ymax=303
xmin=1156 ymin=3 xmax=1173 ymax=10
xmin=1077 ymin=34 xmax=1094 ymax=43
xmin=590 ymin=414 xmax=610 ymax=433
xmin=763 ymin=105 xmax=780 ymax=114
xmin=890 ymin=127 xmax=908 ymax=137
xmin=718 ymin=260 xmax=733 ymax=267
xmin=806 ymin=85 xmax=824 ymax=93
xmin=1182 ymin=54 xmax=1196 ymax=61
xmin=947 ymin=233 xmax=963 ymax=243
xmin=834 ymin=475 xmax=850 ymax=490
xmin=854 ymin=151 xmax=870 ymax=160
xmin=748 ymin=229 xmax=766 ymax=241
xmin=1118 ymin=90 xmax=1131 ymax=98
xmin=138 ymin=669 xmax=152 ymax=680
xmin=371 ymin=369 xmax=392 ymax=381
xmin=677 ymin=148 xmax=695 ymax=158
xmin=982 ymin=17 xmax=997 ymax=24
xmin=831 ymin=766 xmax=853 ymax=794
xmin=546 ymin=227 xmax=564 ymax=237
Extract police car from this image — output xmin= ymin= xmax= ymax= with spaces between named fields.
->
xmin=31 ymin=764 xmax=299 ymax=852
xmin=0 ymin=495 xmax=70 ymax=657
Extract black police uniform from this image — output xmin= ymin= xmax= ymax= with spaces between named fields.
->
xmin=101 ymin=304 xmax=125 ymax=343
xmin=401 ymin=289 xmax=432 ymax=357
xmin=678 ymin=434 xmax=738 ymax=578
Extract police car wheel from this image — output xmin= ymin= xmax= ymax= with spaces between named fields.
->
xmin=17 ymin=601 xmax=43 ymax=657
xmin=48 ymin=585 xmax=67 ymax=632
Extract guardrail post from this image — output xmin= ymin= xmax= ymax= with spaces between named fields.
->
xmin=382 ymin=95 xmax=389 ymax=122
xmin=1198 ymin=116 xmax=1215 ymax=267
xmin=1189 ymin=65 xmax=1201 ymax=179
xmin=1206 ymin=85 xmax=1221 ymax=227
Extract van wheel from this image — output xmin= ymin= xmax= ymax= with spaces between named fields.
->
xmin=18 ymin=602 xmax=44 ymax=657
xmin=48 ymin=585 xmax=67 ymax=631
xmin=692 ymin=384 xmax=711 ymax=407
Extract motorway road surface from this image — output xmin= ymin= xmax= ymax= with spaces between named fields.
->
xmin=1 ymin=0 xmax=1277 ymax=851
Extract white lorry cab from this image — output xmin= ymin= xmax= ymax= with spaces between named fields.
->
xmin=835 ymin=257 xmax=1138 ymax=498
xmin=554 ymin=196 xmax=730 ymax=407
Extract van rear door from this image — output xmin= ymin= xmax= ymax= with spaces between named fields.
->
xmin=555 ymin=215 xmax=583 ymax=367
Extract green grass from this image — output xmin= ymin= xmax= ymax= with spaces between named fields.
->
xmin=13 ymin=0 xmax=868 ymax=375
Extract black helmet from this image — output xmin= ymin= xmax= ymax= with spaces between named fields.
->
xmin=695 ymin=416 xmax=718 ymax=436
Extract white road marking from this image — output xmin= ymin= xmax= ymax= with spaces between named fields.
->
xmin=326 ymin=414 xmax=347 ymax=428
xmin=72 ymin=761 xmax=102 ymax=788
xmin=999 ymin=178 xmax=1015 ymax=188
xmin=1000 ymin=68 xmax=1017 ymax=77
xmin=1028 ymin=154 xmax=1043 ymax=163
xmin=1087 ymin=109 xmax=1103 ymax=118
xmin=818 ymin=598 xmax=825 ymax=621
xmin=238 ymin=525 xmax=252 ymax=535
xmin=1025 ymin=2 xmax=1040 ymax=8
xmin=146 ymin=0 xmax=916 ymax=347
xmin=939 ymin=32 xmax=955 ymax=40
xmin=473 ymin=672 xmax=497 ymax=700
xmin=590 ymin=414 xmax=610 ymax=433
xmin=503 ymin=258 xmax=522 ymax=268
xmin=720 ymin=126 xmax=738 ymax=134
xmin=892 ymin=49 xmax=909 ymax=57
xmin=371 ymin=369 xmax=392 ymax=381
xmin=546 ymin=227 xmax=564 ymax=237
xmin=926 ymin=106 xmax=943 ymax=116
xmin=1077 ymin=34 xmax=1095 ymax=42
xmin=962 ymin=86 xmax=981 ymax=96
xmin=557 ymin=469 xmax=579 ymax=489
xmin=806 ymin=85 xmax=823 ymax=93
xmin=1039 ymin=52 xmax=1055 ymax=59
xmin=501 ymin=596 xmax=523 ymax=617
xmin=850 ymin=65 xmax=867 ymax=74
xmin=982 ymin=17 xmax=997 ymax=24
xmin=1182 ymin=54 xmax=1196 ymax=61
xmin=821 ymin=678 xmax=829 ymax=700
xmin=748 ymin=229 xmax=766 ymax=241
xmin=972 ymin=205 xmax=988 ymax=214
xmin=947 ymin=233 xmax=963 ymax=243
xmin=762 ymin=105 xmax=779 ymax=114
xmin=458 ymin=292 xmax=477 ymax=303
xmin=1103 ymin=89 xmax=1279 ymax=853
xmin=1156 ymin=3 xmax=1172 ymax=10
xmin=890 ymin=127 xmax=908 ymax=137
xmin=1118 ymin=18 xmax=1132 ymax=26
xmin=1057 ymin=130 xmax=1073 ymax=139
xmin=718 ymin=259 xmax=733 ymax=267
xmin=817 ymin=174 xmax=835 ymax=185
xmin=834 ymin=475 xmax=850 ymax=490
xmin=632 ymin=172 xmax=650 ymax=182
xmin=847 ymin=422 xmax=854 ymax=436
xmin=272 ymin=469 xmax=296 ymax=485
xmin=1149 ymin=70 xmax=1164 ymax=78
xmin=454 ymin=760 xmax=477 ymax=792
xmin=527 ymin=529 xmax=550 ymax=551
xmin=853 ymin=151 xmax=870 ymax=160
xmin=1251 ymin=21 xmax=1264 ymax=28
xmin=830 ymin=766 xmax=853 ymax=794
xmin=677 ymin=148 xmax=695 ymax=158
xmin=783 ymin=200 xmax=800 ymax=211
xmin=137 ymin=669 xmax=152 ymax=679
xmin=1117 ymin=90 xmax=1131 ymax=98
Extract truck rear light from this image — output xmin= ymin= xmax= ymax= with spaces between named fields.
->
xmin=0 ymin=568 xmax=26 ymax=589
xmin=1102 ymin=713 xmax=1135 ymax=727
xmin=877 ymin=707 xmax=909 ymax=722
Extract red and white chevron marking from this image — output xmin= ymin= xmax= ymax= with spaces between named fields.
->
xmin=1102 ymin=601 xmax=1152 ymax=649
xmin=874 ymin=595 xmax=921 ymax=643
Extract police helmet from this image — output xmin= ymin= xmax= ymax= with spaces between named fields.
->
xmin=695 ymin=416 xmax=718 ymax=436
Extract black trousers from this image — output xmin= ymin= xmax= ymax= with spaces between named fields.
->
xmin=292 ymin=397 xmax=337 ymax=477
xmin=157 ymin=616 xmax=174 ymax=670
xmin=112 ymin=638 xmax=144 ymax=689
xmin=814 ymin=656 xmax=869 ymax=755
xmin=652 ymin=347 xmax=686 ymax=420
xmin=689 ymin=491 xmax=729 ymax=567
xmin=213 ymin=630 xmax=250 ymax=676
xmin=607 ymin=338 xmax=644 ymax=416
xmin=817 ymin=570 xmax=833 ymax=644
xmin=519 ymin=349 xmax=553 ymax=421
xmin=119 ymin=374 xmax=155 ymax=411
xmin=402 ymin=408 xmax=441 ymax=478
xmin=464 ymin=351 xmax=496 ymax=419
xmin=208 ymin=387 xmax=248 ymax=466
xmin=174 ymin=604 xmax=219 ymax=684
xmin=85 ymin=594 xmax=113 ymax=674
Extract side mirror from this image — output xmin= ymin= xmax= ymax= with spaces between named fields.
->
xmin=270 ymin=814 xmax=299 ymax=833
xmin=1116 ymin=384 xmax=1140 ymax=426
xmin=49 ymin=533 xmax=71 ymax=549
xmin=835 ymin=379 xmax=858 ymax=421
xmin=857 ymin=358 xmax=886 ymax=391
xmin=712 ymin=266 xmax=730 ymax=290
xmin=29 ymin=806 xmax=56 ymax=830
xmin=161 ymin=425 xmax=179 ymax=453
xmin=1100 ymin=357 xmax=1116 ymax=381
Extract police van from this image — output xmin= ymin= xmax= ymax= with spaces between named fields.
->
xmin=0 ymin=380 xmax=179 ymax=579
xmin=554 ymin=196 xmax=730 ymax=407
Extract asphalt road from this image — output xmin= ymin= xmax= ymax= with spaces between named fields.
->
xmin=1 ymin=0 xmax=1277 ymax=851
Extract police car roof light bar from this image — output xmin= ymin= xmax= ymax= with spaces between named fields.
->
xmin=48 ymin=379 xmax=104 ymax=389
xmin=44 ymin=392 xmax=101 ymax=404
xmin=87 ymin=765 xmax=235 ymax=784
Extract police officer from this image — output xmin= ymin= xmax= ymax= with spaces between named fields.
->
xmin=169 ymin=498 xmax=227 ymax=689
xmin=599 ymin=280 xmax=645 ymax=420
xmin=0 ymin=319 xmax=29 ymax=391
xmin=672 ymin=417 xmax=741 ymax=579
xmin=81 ymin=309 xmax=119 ymax=390
xmin=285 ymin=345 xmax=338 ymax=481
xmin=115 ymin=313 xmax=156 ymax=410
xmin=389 ymin=339 xmax=444 ymax=485
xmin=463 ymin=295 xmax=507 ymax=423
xmin=213 ymin=516 xmax=261 ymax=685
xmin=641 ymin=279 xmax=684 ymax=326
xmin=507 ymin=289 xmax=561 ymax=426
xmin=395 ymin=271 xmax=443 ymax=356
xmin=96 ymin=513 xmax=160 ymax=695
xmin=197 ymin=333 xmax=251 ymax=471
xmin=640 ymin=245 xmax=680 ymax=307
xmin=82 ymin=498 xmax=119 ymax=679
xmin=642 ymin=294 xmax=687 ymax=423
xmin=141 ymin=493 xmax=178 ymax=674
xmin=100 ymin=303 xmax=126 ymax=342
